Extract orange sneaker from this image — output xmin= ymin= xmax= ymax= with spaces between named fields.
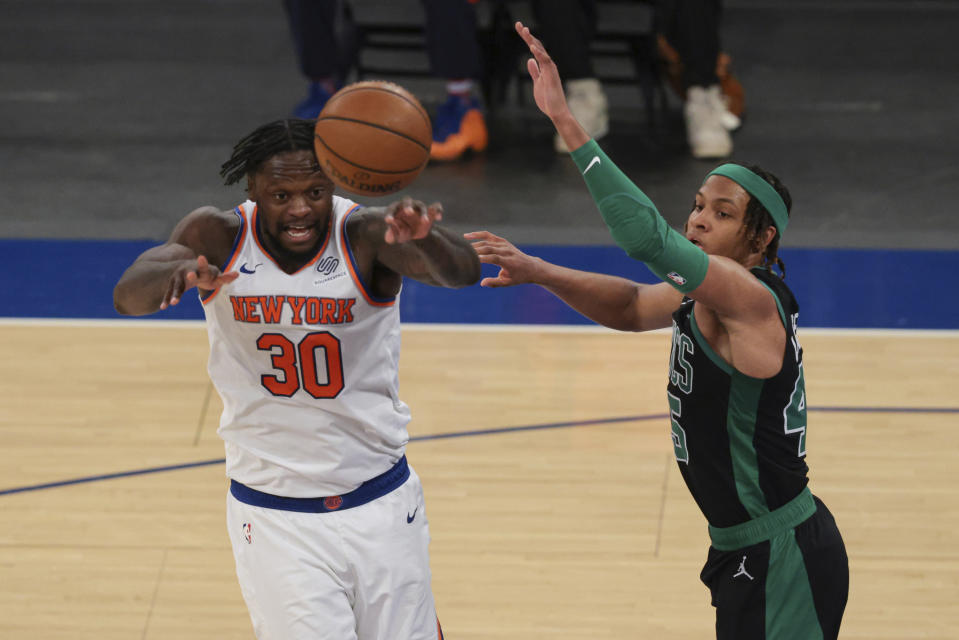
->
xmin=430 ymin=94 xmax=488 ymax=162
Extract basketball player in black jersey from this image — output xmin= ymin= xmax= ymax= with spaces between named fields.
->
xmin=467 ymin=22 xmax=848 ymax=639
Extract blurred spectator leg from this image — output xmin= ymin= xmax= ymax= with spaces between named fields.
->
xmin=423 ymin=0 xmax=489 ymax=161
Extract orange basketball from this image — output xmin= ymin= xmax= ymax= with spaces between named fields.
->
xmin=313 ymin=80 xmax=433 ymax=197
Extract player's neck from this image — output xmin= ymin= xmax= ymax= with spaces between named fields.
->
xmin=258 ymin=219 xmax=330 ymax=274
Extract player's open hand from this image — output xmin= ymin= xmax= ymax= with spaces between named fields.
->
xmin=162 ymin=254 xmax=238 ymax=309
xmin=384 ymin=198 xmax=442 ymax=244
xmin=515 ymin=21 xmax=569 ymax=122
xmin=465 ymin=230 xmax=542 ymax=288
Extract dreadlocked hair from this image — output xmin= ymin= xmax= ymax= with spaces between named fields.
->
xmin=739 ymin=163 xmax=792 ymax=279
xmin=219 ymin=119 xmax=317 ymax=186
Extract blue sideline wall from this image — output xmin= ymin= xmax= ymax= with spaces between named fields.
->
xmin=2 ymin=239 xmax=955 ymax=329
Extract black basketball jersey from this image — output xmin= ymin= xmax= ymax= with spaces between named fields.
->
xmin=666 ymin=267 xmax=809 ymax=528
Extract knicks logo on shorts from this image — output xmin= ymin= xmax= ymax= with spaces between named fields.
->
xmin=324 ymin=496 xmax=343 ymax=511
xmin=242 ymin=522 xmax=253 ymax=544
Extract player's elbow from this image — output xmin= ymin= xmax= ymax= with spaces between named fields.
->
xmin=436 ymin=253 xmax=481 ymax=289
xmin=113 ymin=284 xmax=131 ymax=315
xmin=113 ymin=282 xmax=148 ymax=316
xmin=461 ymin=256 xmax=482 ymax=287
xmin=454 ymin=254 xmax=482 ymax=288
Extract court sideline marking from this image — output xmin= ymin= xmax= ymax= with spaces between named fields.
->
xmin=2 ymin=317 xmax=959 ymax=337
xmin=2 ymin=407 xmax=957 ymax=497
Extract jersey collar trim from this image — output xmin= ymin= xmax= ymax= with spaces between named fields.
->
xmin=251 ymin=204 xmax=335 ymax=275
xmin=201 ymin=205 xmax=249 ymax=306
xmin=339 ymin=205 xmax=396 ymax=307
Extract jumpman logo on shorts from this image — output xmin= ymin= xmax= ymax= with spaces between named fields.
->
xmin=733 ymin=555 xmax=754 ymax=581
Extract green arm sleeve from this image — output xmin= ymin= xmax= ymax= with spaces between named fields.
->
xmin=570 ymin=139 xmax=708 ymax=293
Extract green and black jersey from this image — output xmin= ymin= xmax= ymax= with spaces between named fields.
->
xmin=667 ymin=267 xmax=809 ymax=529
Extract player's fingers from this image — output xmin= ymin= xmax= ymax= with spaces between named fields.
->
xmin=473 ymin=242 xmax=513 ymax=257
xmin=385 ymin=199 xmax=405 ymax=221
xmin=413 ymin=212 xmax=434 ymax=240
xmin=515 ymin=21 xmax=540 ymax=49
xmin=427 ymin=202 xmax=443 ymax=222
xmin=390 ymin=208 xmax=416 ymax=227
xmin=188 ymin=269 xmax=210 ymax=292
xmin=203 ymin=265 xmax=225 ymax=285
xmin=486 ymin=238 xmax=517 ymax=254
xmin=527 ymin=58 xmax=540 ymax=81
xmin=400 ymin=197 xmax=423 ymax=217
xmin=514 ymin=21 xmax=529 ymax=41
xmin=160 ymin=277 xmax=173 ymax=310
xmin=398 ymin=217 xmax=420 ymax=241
xmin=464 ymin=230 xmax=502 ymax=242
xmin=166 ymin=274 xmax=184 ymax=308
xmin=208 ymin=272 xmax=239 ymax=290
xmin=385 ymin=214 xmax=408 ymax=240
xmin=393 ymin=204 xmax=432 ymax=239
xmin=530 ymin=47 xmax=553 ymax=73
xmin=480 ymin=275 xmax=512 ymax=288
xmin=479 ymin=252 xmax=519 ymax=268
xmin=517 ymin=22 xmax=549 ymax=58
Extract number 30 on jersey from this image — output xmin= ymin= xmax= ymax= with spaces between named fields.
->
xmin=257 ymin=331 xmax=344 ymax=399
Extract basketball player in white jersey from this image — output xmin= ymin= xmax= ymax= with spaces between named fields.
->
xmin=114 ymin=119 xmax=480 ymax=640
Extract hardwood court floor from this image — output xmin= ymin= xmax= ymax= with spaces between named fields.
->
xmin=1 ymin=322 xmax=957 ymax=639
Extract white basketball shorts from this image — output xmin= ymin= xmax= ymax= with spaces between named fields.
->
xmin=226 ymin=460 xmax=443 ymax=640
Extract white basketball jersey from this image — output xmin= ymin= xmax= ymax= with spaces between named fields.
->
xmin=202 ymin=198 xmax=410 ymax=497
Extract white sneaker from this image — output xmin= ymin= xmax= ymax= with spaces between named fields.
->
xmin=555 ymin=78 xmax=609 ymax=153
xmin=685 ymin=85 xmax=732 ymax=159
xmin=706 ymin=86 xmax=742 ymax=131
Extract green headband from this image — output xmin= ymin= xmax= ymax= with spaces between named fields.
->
xmin=706 ymin=164 xmax=788 ymax=238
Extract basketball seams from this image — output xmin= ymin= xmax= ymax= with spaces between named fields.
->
xmin=322 ymin=83 xmax=430 ymax=128
xmin=315 ymin=116 xmax=430 ymax=152
xmin=313 ymin=132 xmax=427 ymax=175
xmin=314 ymin=80 xmax=431 ymax=195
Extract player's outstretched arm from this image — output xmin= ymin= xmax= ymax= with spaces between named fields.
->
xmin=569 ymin=141 xmax=781 ymax=330
xmin=365 ymin=198 xmax=480 ymax=288
xmin=515 ymin=21 xmax=590 ymax=154
xmin=113 ymin=207 xmax=239 ymax=315
xmin=466 ymin=230 xmax=681 ymax=332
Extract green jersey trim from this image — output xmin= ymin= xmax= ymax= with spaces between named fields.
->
xmin=688 ymin=307 xmax=770 ymax=519
xmin=754 ymin=273 xmax=787 ymax=327
xmin=687 ymin=272 xmax=787 ymax=378
xmin=767 ymin=528 xmax=825 ymax=639
xmin=727 ymin=375 xmax=770 ymax=518
xmin=689 ymin=307 xmax=735 ymax=375
xmin=708 ymin=486 xmax=815 ymax=549
xmin=689 ymin=306 xmax=768 ymax=382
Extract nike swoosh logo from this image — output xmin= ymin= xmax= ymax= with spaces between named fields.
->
xmin=407 ymin=507 xmax=418 ymax=524
xmin=583 ymin=155 xmax=601 ymax=174
xmin=239 ymin=263 xmax=261 ymax=274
